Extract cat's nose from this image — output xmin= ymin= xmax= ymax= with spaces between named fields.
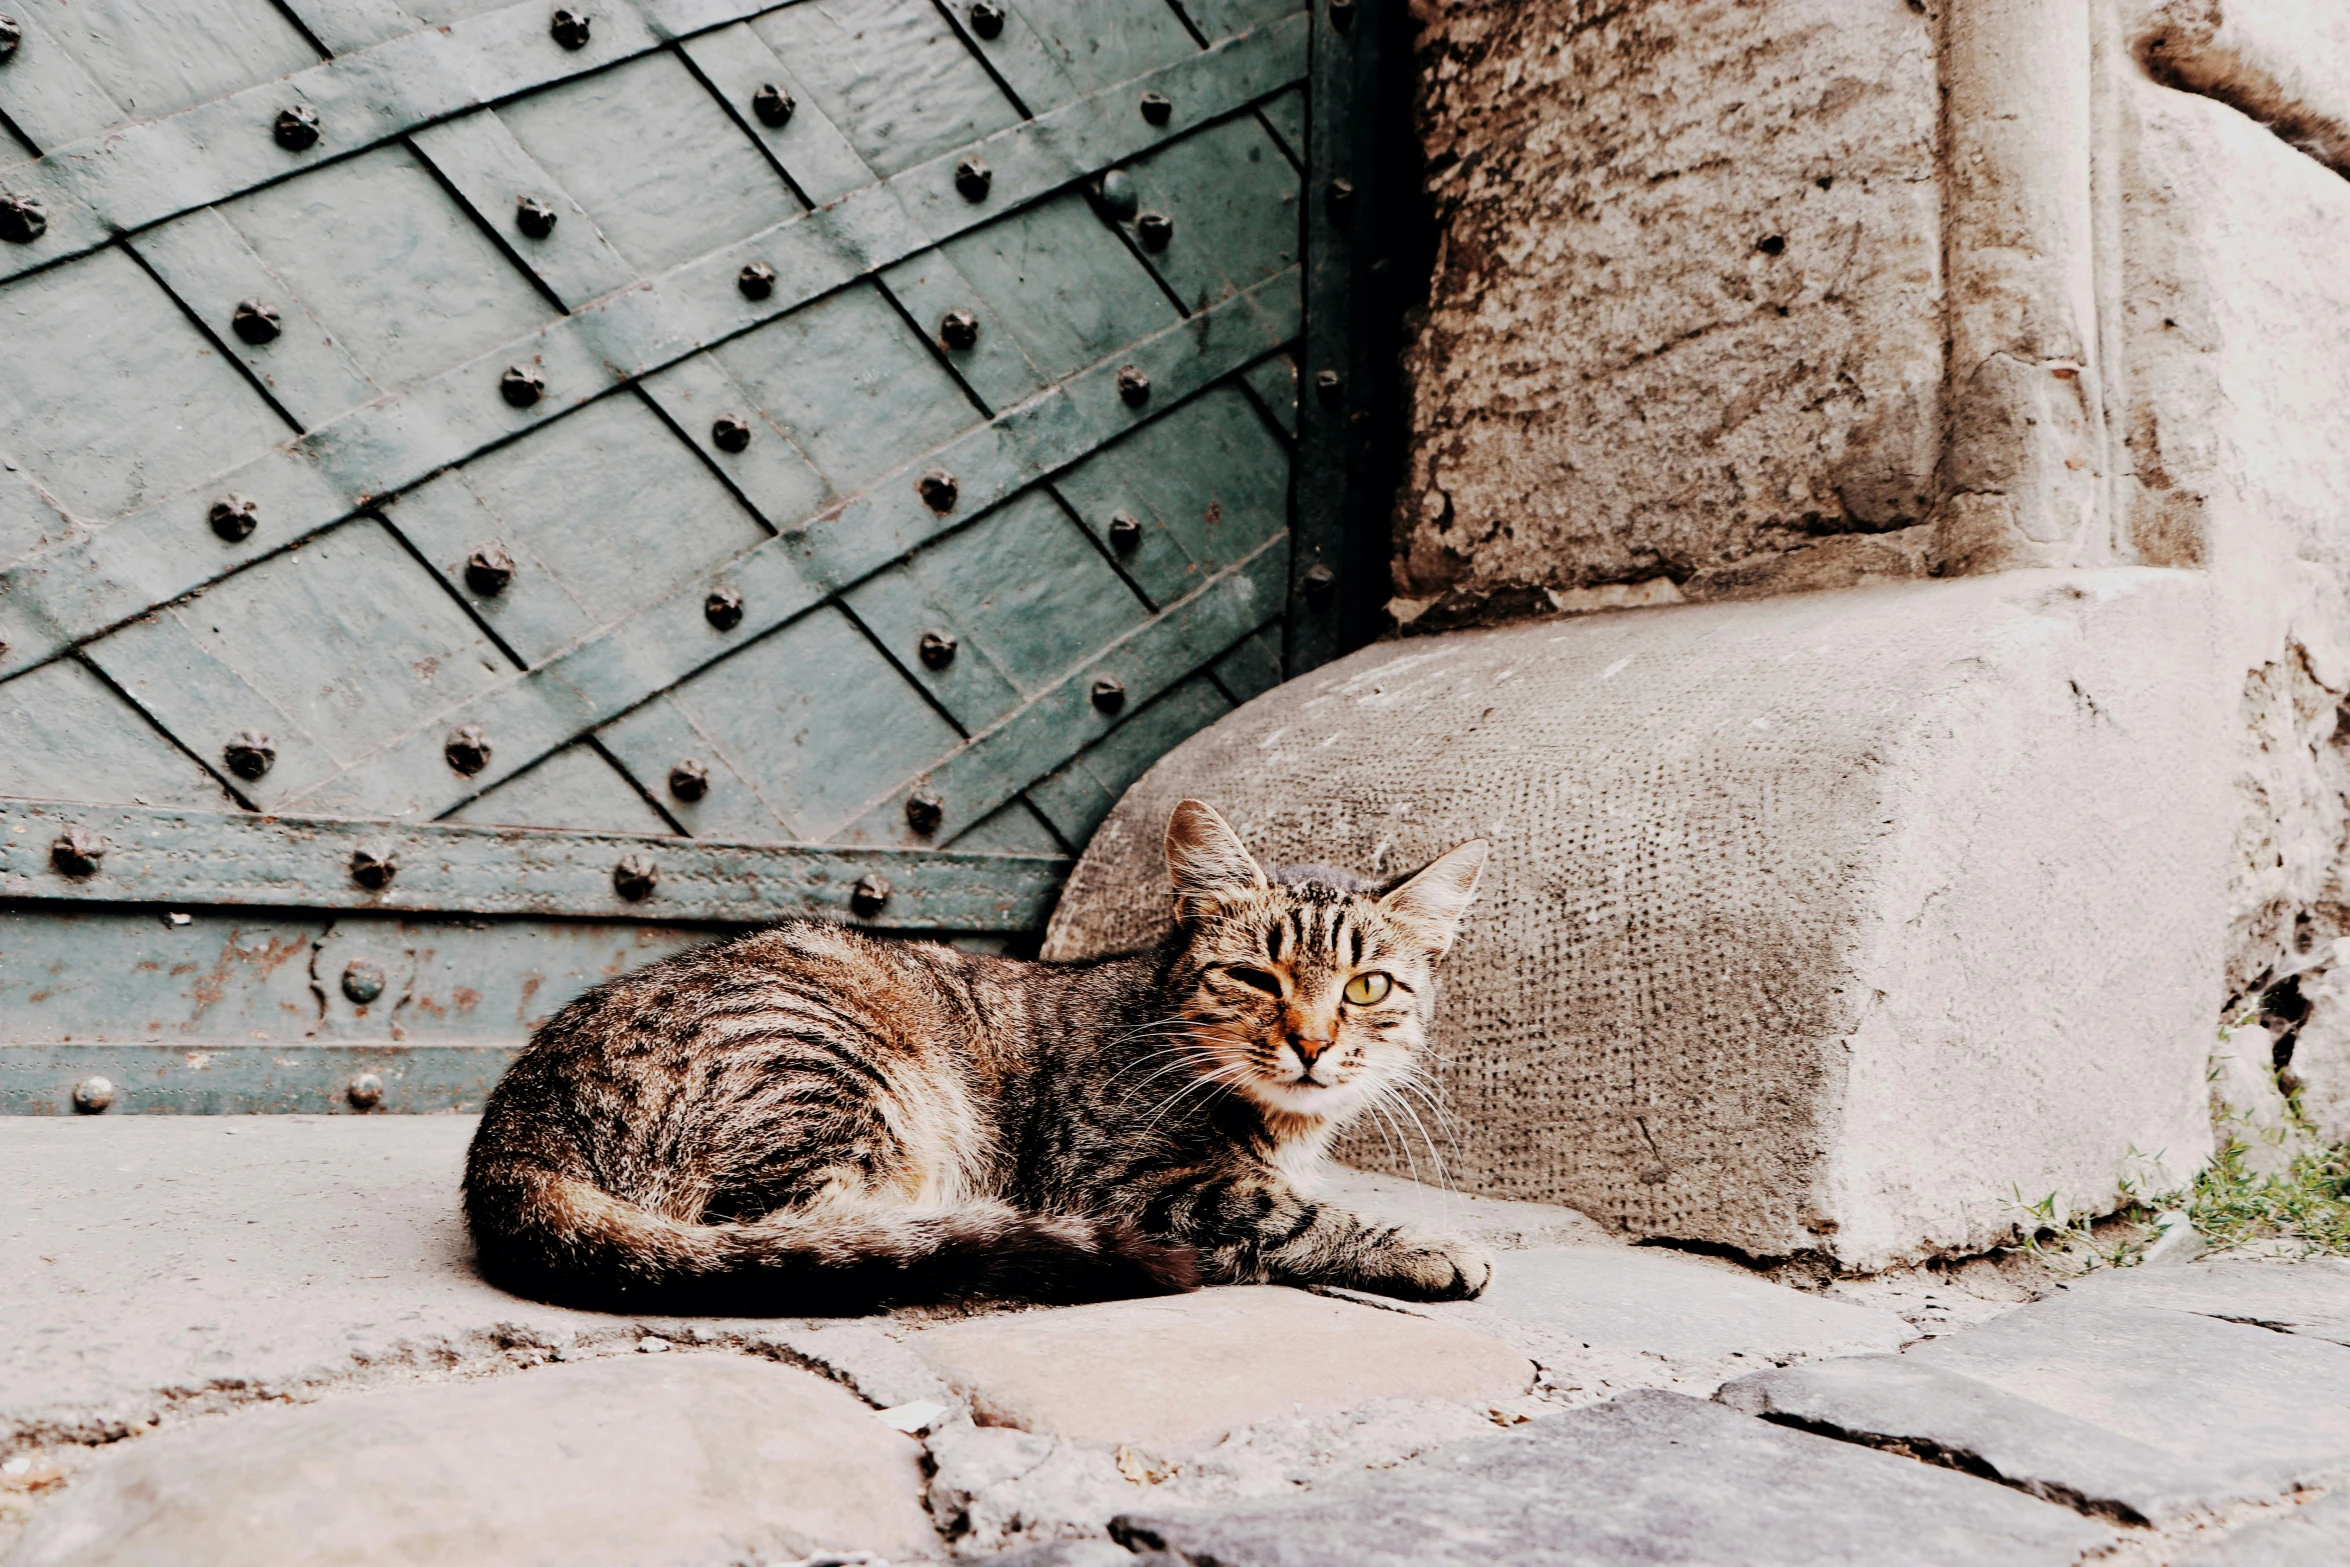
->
xmin=1291 ymin=1036 xmax=1331 ymax=1068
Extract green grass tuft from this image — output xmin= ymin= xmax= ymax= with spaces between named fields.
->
xmin=2005 ymin=1138 xmax=2350 ymax=1273
xmin=2163 ymin=1136 xmax=2350 ymax=1257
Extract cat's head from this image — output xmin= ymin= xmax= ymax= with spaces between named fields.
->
xmin=1160 ymin=799 xmax=1486 ymax=1125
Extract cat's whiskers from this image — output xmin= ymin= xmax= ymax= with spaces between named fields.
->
xmin=1366 ymin=1077 xmax=1453 ymax=1192
xmin=1135 ymin=1062 xmax=1255 ymax=1140
xmin=1111 ymin=1044 xmax=1243 ymax=1109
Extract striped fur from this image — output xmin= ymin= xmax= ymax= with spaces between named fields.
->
xmin=464 ymin=800 xmax=1490 ymax=1311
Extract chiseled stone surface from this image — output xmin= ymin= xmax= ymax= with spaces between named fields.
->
xmin=1392 ymin=0 xmax=1943 ymax=625
xmin=9 ymin=1355 xmax=936 ymax=1567
xmin=910 ymin=1286 xmax=1533 ymax=1452
xmin=1717 ymin=1353 xmax=2223 ymax=1524
xmin=2178 ymin=1490 xmax=2350 ymax=1567
xmin=1044 ymin=571 xmax=2227 ymax=1268
xmin=1113 ymin=1389 xmax=2115 ymax=1567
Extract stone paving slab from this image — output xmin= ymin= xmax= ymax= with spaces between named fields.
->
xmin=0 ymin=1116 xmax=759 ymax=1444
xmin=9 ymin=1354 xmax=936 ymax=1567
xmin=1716 ymin=1354 xmax=2222 ymax=1524
xmin=910 ymin=1286 xmax=1535 ymax=1453
xmin=1907 ymin=1297 xmax=2350 ymax=1496
xmin=2058 ymin=1256 xmax=2350 ymax=1346
xmin=1721 ymin=1290 xmax=2350 ymax=1530
xmin=1112 ymin=1388 xmax=2117 ymax=1566
xmin=2176 ymin=1491 xmax=2350 ymax=1567
xmin=0 ymin=1117 xmax=1605 ymax=1448
xmin=1315 ymin=1168 xmax=1614 ymax=1249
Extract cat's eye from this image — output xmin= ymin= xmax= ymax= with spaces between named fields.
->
xmin=1344 ymin=971 xmax=1393 ymax=1006
xmin=1224 ymin=965 xmax=1283 ymax=995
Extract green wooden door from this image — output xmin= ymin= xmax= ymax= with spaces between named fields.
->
xmin=0 ymin=0 xmax=1381 ymax=1112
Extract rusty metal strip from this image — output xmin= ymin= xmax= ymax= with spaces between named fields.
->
xmin=0 ymin=1043 xmax=521 ymax=1116
xmin=0 ymin=16 xmax=1309 ymax=680
xmin=289 ymin=266 xmax=1299 ymax=822
xmin=0 ymin=797 xmax=1068 ymax=928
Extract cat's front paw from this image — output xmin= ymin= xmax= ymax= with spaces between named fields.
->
xmin=1353 ymin=1229 xmax=1491 ymax=1302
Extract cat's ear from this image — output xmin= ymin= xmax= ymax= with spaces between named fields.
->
xmin=1165 ymin=799 xmax=1267 ymax=920
xmin=1379 ymin=839 xmax=1488 ymax=955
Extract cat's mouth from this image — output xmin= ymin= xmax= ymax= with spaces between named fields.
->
xmin=1250 ymin=1069 xmax=1359 ymax=1115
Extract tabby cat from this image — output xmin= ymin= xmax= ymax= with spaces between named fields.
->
xmin=463 ymin=799 xmax=1490 ymax=1311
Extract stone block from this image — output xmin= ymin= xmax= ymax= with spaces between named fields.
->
xmin=2178 ymin=1490 xmax=2350 ymax=1567
xmin=1045 ymin=571 xmax=2229 ymax=1267
xmin=2208 ymin=1024 xmax=2310 ymax=1177
xmin=9 ymin=1356 xmax=936 ymax=1567
xmin=1439 ymin=1244 xmax=1911 ymax=1373
xmin=1718 ymin=1354 xmax=2223 ymax=1524
xmin=2288 ymin=948 xmax=2350 ymax=1143
xmin=1112 ymin=1389 xmax=2115 ymax=1567
xmin=2138 ymin=1 xmax=2350 ymax=179
xmin=2120 ymin=73 xmax=2350 ymax=990
xmin=909 ymin=1286 xmax=1531 ymax=1452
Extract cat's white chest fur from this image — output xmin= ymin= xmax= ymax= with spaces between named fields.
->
xmin=1273 ymin=1128 xmax=1334 ymax=1195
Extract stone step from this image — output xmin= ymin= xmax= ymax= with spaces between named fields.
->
xmin=2056 ymin=1256 xmax=2350 ymax=1346
xmin=1430 ymin=1242 xmax=1913 ymax=1373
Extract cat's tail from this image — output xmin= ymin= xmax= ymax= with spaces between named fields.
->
xmin=463 ymin=1158 xmax=1198 ymax=1312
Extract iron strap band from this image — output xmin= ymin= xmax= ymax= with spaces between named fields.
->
xmin=0 ymin=1043 xmax=521 ymax=1117
xmin=0 ymin=796 xmax=1068 ymax=926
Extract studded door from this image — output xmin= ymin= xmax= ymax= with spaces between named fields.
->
xmin=0 ymin=0 xmax=1382 ymax=1110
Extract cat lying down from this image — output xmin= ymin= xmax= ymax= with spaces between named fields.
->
xmin=463 ymin=799 xmax=1489 ymax=1312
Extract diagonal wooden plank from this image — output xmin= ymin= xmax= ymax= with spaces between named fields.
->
xmin=127 ymin=208 xmax=385 ymax=431
xmin=286 ymin=266 xmax=1299 ymax=822
xmin=408 ymin=112 xmax=642 ymax=313
xmin=273 ymin=0 xmax=422 ymax=57
xmin=0 ymin=0 xmax=839 ymax=281
xmin=0 ymin=15 xmax=1309 ymax=680
xmin=0 ymin=6 xmax=124 ymax=152
xmin=841 ymin=527 xmax=1287 ymax=845
xmin=0 ymin=1 xmax=667 ymax=282
xmin=0 ymin=797 xmax=1068 ymax=929
xmin=675 ymin=23 xmax=881 ymax=206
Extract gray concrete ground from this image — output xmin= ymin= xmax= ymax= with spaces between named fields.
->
xmin=4 ymin=1117 xmax=2348 ymax=1565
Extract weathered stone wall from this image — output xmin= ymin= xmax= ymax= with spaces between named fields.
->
xmin=1387 ymin=0 xmax=1944 ymax=630
xmin=2117 ymin=10 xmax=2350 ymax=1048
